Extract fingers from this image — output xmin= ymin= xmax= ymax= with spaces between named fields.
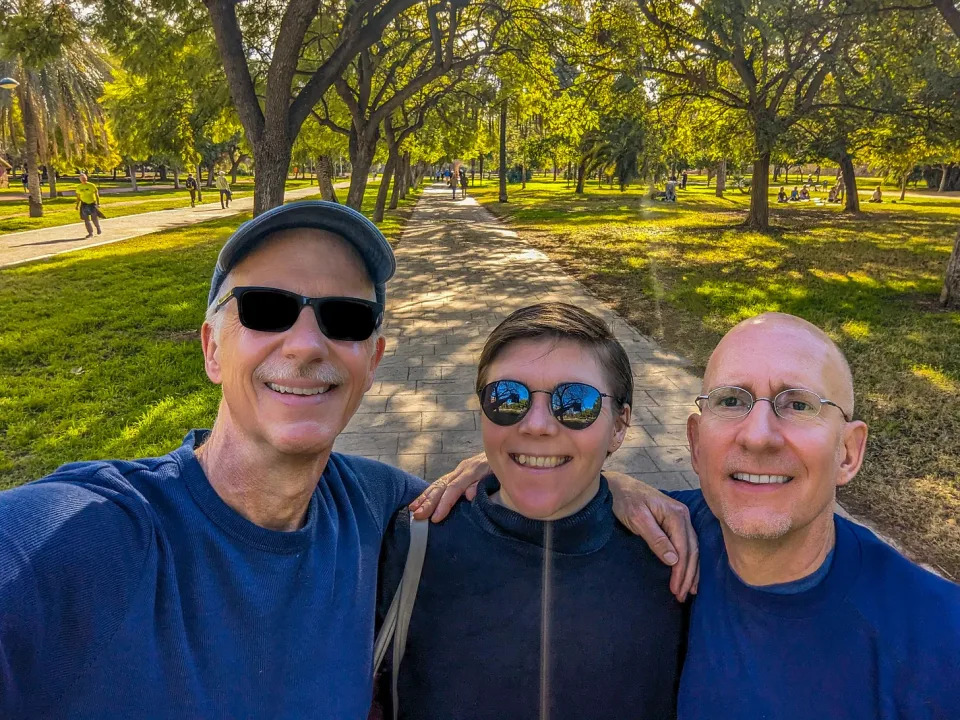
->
xmin=662 ymin=507 xmax=699 ymax=602
xmin=410 ymin=479 xmax=448 ymax=520
xmin=629 ymin=504 xmax=680 ymax=567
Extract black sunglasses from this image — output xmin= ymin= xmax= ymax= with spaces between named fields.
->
xmin=478 ymin=380 xmax=621 ymax=430
xmin=215 ymin=286 xmax=383 ymax=341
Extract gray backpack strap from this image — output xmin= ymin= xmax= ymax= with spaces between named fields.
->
xmin=372 ymin=511 xmax=429 ymax=719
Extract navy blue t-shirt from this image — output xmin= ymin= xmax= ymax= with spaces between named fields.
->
xmin=0 ymin=431 xmax=426 ymax=719
xmin=670 ymin=490 xmax=960 ymax=720
xmin=377 ymin=475 xmax=687 ymax=720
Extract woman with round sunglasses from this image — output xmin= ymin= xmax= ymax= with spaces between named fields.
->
xmin=374 ymin=303 xmax=686 ymax=720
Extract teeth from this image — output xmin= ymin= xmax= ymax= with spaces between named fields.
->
xmin=266 ymin=382 xmax=330 ymax=396
xmin=513 ymin=454 xmax=569 ymax=468
xmin=732 ymin=472 xmax=791 ymax=485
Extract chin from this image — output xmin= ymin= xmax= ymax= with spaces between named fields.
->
xmin=264 ymin=425 xmax=337 ymax=457
xmin=721 ymin=507 xmax=794 ymax=540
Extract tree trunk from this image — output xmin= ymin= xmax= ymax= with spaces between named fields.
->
xmin=399 ymin=153 xmax=411 ymax=200
xmin=773 ymin=165 xmax=781 ymax=182
xmin=128 ymin=163 xmax=138 ymax=192
xmin=816 ymin=166 xmax=821 ymax=183
xmin=389 ymin=161 xmax=402 ymax=210
xmin=18 ymin=83 xmax=43 ymax=217
xmin=230 ymin=153 xmax=246 ymax=185
xmin=498 ymin=99 xmax=508 ymax=203
xmin=173 ymin=167 xmax=181 ymax=190
xmin=373 ymin=152 xmax=397 ymax=223
xmin=840 ymin=154 xmax=860 ymax=212
xmin=552 ymin=157 xmax=558 ymax=182
xmin=206 ymin=163 xmax=216 ymax=188
xmin=252 ymin=126 xmax=293 ymax=215
xmin=47 ymin=169 xmax=58 ymax=199
xmin=159 ymin=164 xmax=168 ymax=181
xmin=900 ymin=172 xmax=908 ymax=201
xmin=479 ymin=155 xmax=484 ymax=186
xmin=575 ymin=157 xmax=588 ymax=194
xmin=317 ymin=155 xmax=339 ymax=203
xmin=745 ymin=151 xmax=770 ymax=230
xmin=940 ymin=164 xmax=952 ymax=193
xmin=707 ymin=167 xmax=713 ymax=187
xmin=716 ymin=159 xmax=726 ymax=198
xmin=112 ymin=167 xmax=118 ymax=181
xmin=346 ymin=126 xmax=378 ymax=210
xmin=940 ymin=229 xmax=960 ymax=308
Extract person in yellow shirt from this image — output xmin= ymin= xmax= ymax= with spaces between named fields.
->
xmin=75 ymin=173 xmax=102 ymax=238
xmin=215 ymin=171 xmax=232 ymax=209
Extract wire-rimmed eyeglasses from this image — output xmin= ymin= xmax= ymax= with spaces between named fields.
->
xmin=695 ymin=386 xmax=852 ymax=423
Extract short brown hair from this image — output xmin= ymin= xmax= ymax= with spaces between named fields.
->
xmin=476 ymin=303 xmax=633 ymax=409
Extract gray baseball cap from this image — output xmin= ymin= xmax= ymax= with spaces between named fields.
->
xmin=208 ymin=200 xmax=395 ymax=308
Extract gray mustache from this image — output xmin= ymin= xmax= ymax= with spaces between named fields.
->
xmin=254 ymin=361 xmax=346 ymax=386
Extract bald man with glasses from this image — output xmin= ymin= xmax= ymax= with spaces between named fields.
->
xmin=660 ymin=312 xmax=957 ymax=719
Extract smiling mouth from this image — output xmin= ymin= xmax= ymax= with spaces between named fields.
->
xmin=731 ymin=472 xmax=793 ymax=485
xmin=265 ymin=382 xmax=334 ymax=396
xmin=510 ymin=454 xmax=572 ymax=469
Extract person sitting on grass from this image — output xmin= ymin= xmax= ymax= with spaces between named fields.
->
xmin=869 ymin=184 xmax=882 ymax=203
xmin=375 ymin=303 xmax=687 ymax=720
xmin=799 ymin=185 xmax=810 ymax=201
xmin=777 ymin=186 xmax=788 ymax=203
xmin=789 ymin=186 xmax=800 ymax=201
xmin=665 ymin=176 xmax=678 ymax=202
xmin=75 ymin=173 xmax=102 ymax=238
xmin=426 ymin=312 xmax=960 ymax=720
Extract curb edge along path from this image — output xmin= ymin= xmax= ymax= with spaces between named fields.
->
xmin=0 ymin=185 xmax=325 ymax=268
xmin=337 ymin=183 xmax=703 ymax=491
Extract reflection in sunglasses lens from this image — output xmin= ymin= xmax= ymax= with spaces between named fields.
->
xmin=553 ymin=383 xmax=603 ymax=428
xmin=483 ymin=381 xmax=531 ymax=426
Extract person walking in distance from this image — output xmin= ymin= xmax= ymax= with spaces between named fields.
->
xmin=216 ymin=171 xmax=232 ymax=209
xmin=75 ymin=173 xmax=102 ymax=238
xmin=186 ymin=172 xmax=200 ymax=207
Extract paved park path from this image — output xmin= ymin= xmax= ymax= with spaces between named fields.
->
xmin=0 ymin=184 xmax=324 ymax=267
xmin=336 ymin=183 xmax=703 ymax=489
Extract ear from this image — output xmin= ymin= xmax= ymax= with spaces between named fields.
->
xmin=687 ymin=411 xmax=702 ymax=475
xmin=200 ymin=321 xmax=223 ymax=385
xmin=836 ymin=420 xmax=868 ymax=488
xmin=363 ymin=335 xmax=387 ymax=393
xmin=607 ymin=404 xmax=632 ymax=454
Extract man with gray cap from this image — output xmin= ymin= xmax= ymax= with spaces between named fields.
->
xmin=0 ymin=201 xmax=428 ymax=719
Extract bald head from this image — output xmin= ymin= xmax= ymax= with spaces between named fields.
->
xmin=704 ymin=313 xmax=854 ymax=417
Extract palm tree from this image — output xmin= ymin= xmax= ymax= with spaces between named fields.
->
xmin=0 ymin=1 xmax=111 ymax=216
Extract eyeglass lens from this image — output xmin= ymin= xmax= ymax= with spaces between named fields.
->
xmin=704 ymin=386 xmax=823 ymax=420
xmin=236 ymin=289 xmax=379 ymax=341
xmin=479 ymin=380 xmax=606 ymax=430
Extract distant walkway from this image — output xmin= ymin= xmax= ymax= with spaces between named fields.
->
xmin=336 ymin=183 xmax=703 ymax=490
xmin=0 ymin=185 xmax=324 ymax=267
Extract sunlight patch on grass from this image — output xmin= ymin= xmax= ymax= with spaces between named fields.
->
xmin=911 ymin=365 xmax=958 ymax=394
xmin=841 ymin=320 xmax=872 ymax=340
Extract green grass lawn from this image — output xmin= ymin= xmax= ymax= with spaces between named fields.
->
xmin=0 ymin=178 xmax=318 ymax=233
xmin=0 ymin=179 xmax=421 ymax=488
xmin=471 ymin=177 xmax=960 ymax=579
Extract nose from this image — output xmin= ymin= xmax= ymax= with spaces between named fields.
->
xmin=518 ymin=392 xmax=559 ymax=436
xmin=735 ymin=397 xmax=785 ymax=452
xmin=280 ymin=306 xmax=330 ymax=361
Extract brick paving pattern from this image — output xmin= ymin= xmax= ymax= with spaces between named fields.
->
xmin=336 ymin=184 xmax=703 ymax=490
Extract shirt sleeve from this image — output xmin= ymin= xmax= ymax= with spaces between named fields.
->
xmin=0 ymin=470 xmax=154 ymax=716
